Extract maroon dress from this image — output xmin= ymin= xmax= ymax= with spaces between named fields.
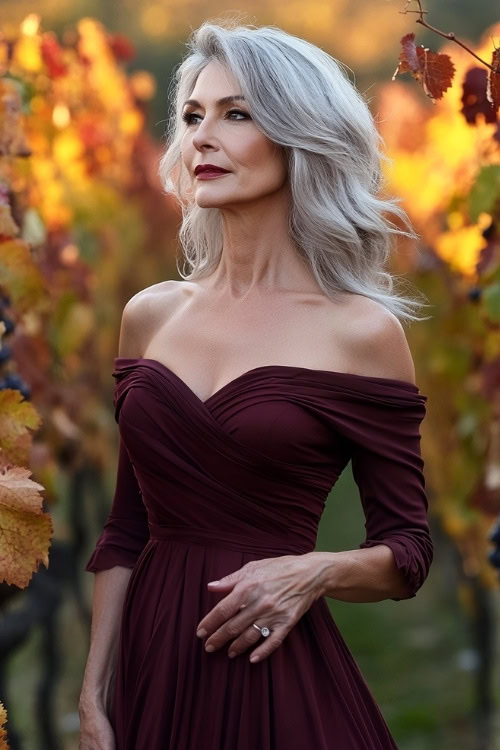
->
xmin=85 ymin=357 xmax=433 ymax=750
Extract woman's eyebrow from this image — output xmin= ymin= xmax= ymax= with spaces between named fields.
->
xmin=182 ymin=95 xmax=246 ymax=108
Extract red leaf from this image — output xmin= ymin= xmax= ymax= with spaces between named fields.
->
xmin=394 ymin=32 xmax=455 ymax=101
xmin=396 ymin=33 xmax=420 ymax=74
xmin=461 ymin=68 xmax=498 ymax=125
xmin=40 ymin=33 xmax=68 ymax=79
xmin=108 ymin=33 xmax=136 ymax=62
xmin=486 ymin=47 xmax=500 ymax=115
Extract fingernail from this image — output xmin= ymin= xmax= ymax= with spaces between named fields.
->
xmin=250 ymin=654 xmax=260 ymax=663
xmin=208 ymin=581 xmax=220 ymax=586
xmin=197 ymin=629 xmax=207 ymax=638
xmin=228 ymin=651 xmax=236 ymax=659
xmin=205 ymin=644 xmax=215 ymax=653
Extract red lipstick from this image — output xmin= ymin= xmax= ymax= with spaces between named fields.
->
xmin=194 ymin=164 xmax=231 ymax=179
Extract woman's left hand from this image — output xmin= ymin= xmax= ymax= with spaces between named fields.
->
xmin=195 ymin=552 xmax=323 ymax=663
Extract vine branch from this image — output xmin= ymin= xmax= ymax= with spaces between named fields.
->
xmin=400 ymin=0 xmax=498 ymax=72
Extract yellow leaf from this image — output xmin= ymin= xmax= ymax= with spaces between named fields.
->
xmin=13 ymin=35 xmax=42 ymax=72
xmin=0 ymin=496 xmax=52 ymax=588
xmin=0 ymin=465 xmax=52 ymax=588
xmin=0 ymin=239 xmax=48 ymax=314
xmin=56 ymin=302 xmax=95 ymax=358
xmin=0 ymin=465 xmax=45 ymax=514
xmin=0 ymin=389 xmax=42 ymax=466
xmin=53 ymin=128 xmax=84 ymax=165
xmin=0 ymin=700 xmax=9 ymax=750
xmin=435 ymin=226 xmax=488 ymax=277
xmin=130 ymin=70 xmax=156 ymax=101
xmin=119 ymin=109 xmax=144 ymax=136
xmin=0 ymin=204 xmax=20 ymax=239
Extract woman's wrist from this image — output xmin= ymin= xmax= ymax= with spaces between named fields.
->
xmin=304 ymin=546 xmax=409 ymax=603
xmin=302 ymin=551 xmax=343 ymax=601
xmin=79 ymin=671 xmax=115 ymax=715
xmin=79 ymin=687 xmax=106 ymax=714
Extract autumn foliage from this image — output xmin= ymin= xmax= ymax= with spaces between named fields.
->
xmin=0 ymin=13 xmax=162 ymax=595
xmin=380 ymin=21 xmax=500 ymax=589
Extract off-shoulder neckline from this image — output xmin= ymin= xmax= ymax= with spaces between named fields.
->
xmin=113 ymin=356 xmax=421 ymax=406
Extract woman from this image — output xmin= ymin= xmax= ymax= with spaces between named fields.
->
xmin=80 ymin=18 xmax=433 ymax=750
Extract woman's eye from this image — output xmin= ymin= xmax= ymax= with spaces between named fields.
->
xmin=181 ymin=112 xmax=200 ymax=124
xmin=225 ymin=109 xmax=250 ymax=120
xmin=181 ymin=109 xmax=250 ymax=125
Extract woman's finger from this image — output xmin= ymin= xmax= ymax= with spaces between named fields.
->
xmin=202 ymin=593 xmax=267 ymax=651
xmin=226 ymin=622 xmax=264 ymax=658
xmin=247 ymin=625 xmax=288 ymax=663
xmin=196 ymin=584 xmax=252 ymax=641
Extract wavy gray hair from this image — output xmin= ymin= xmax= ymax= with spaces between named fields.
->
xmin=157 ymin=17 xmax=431 ymax=323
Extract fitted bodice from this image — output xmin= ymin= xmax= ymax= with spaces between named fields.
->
xmin=106 ymin=357 xmax=430 ymax=572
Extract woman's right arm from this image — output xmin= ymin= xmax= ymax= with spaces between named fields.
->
xmin=79 ymin=566 xmax=132 ymax=717
xmin=80 ymin=298 xmax=151 ymax=746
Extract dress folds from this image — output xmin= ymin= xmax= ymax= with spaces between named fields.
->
xmin=85 ymin=357 xmax=433 ymax=749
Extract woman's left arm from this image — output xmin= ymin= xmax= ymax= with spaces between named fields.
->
xmin=302 ymin=543 xmax=417 ymax=603
xmin=313 ymin=314 xmax=433 ymax=604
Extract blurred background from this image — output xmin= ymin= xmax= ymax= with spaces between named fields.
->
xmin=0 ymin=0 xmax=499 ymax=748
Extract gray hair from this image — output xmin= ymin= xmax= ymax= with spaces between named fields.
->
xmin=157 ymin=17 xmax=431 ymax=323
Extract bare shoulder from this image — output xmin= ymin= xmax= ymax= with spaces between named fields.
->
xmin=334 ymin=295 xmax=416 ymax=384
xmin=118 ymin=280 xmax=190 ymax=358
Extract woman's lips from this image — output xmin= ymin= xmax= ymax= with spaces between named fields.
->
xmin=196 ymin=171 xmax=230 ymax=179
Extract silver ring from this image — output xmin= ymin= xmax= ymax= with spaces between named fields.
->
xmin=252 ymin=623 xmax=271 ymax=637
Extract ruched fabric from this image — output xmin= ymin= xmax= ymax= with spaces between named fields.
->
xmin=85 ymin=357 xmax=432 ymax=749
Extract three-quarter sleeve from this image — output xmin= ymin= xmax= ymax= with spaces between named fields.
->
xmin=322 ymin=380 xmax=433 ymax=601
xmin=85 ymin=435 xmax=150 ymax=573
xmin=346 ymin=389 xmax=433 ymax=601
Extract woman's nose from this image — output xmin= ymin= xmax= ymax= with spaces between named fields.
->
xmin=192 ymin=117 xmax=218 ymax=150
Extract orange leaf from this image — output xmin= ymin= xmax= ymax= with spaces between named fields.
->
xmin=0 ymin=484 xmax=52 ymax=588
xmin=0 ymin=465 xmax=45 ymax=514
xmin=0 ymin=389 xmax=42 ymax=466
xmin=0 ymin=701 xmax=9 ymax=750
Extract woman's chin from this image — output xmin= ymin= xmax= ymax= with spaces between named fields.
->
xmin=195 ymin=194 xmax=232 ymax=209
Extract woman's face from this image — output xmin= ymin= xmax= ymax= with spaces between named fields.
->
xmin=180 ymin=61 xmax=288 ymax=209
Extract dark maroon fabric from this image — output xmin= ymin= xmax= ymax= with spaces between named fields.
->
xmin=85 ymin=357 xmax=433 ymax=749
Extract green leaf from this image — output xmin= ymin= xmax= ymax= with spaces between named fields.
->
xmin=468 ymin=165 xmax=500 ymax=223
xmin=483 ymin=281 xmax=500 ymax=321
